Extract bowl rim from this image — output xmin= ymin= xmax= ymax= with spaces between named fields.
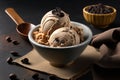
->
xmin=83 ymin=5 xmax=116 ymax=15
xmin=28 ymin=21 xmax=92 ymax=49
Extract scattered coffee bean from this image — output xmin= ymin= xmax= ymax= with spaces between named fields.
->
xmin=32 ymin=73 xmax=39 ymax=80
xmin=21 ymin=58 xmax=30 ymax=64
xmin=9 ymin=73 xmax=18 ymax=80
xmin=48 ymin=75 xmax=58 ymax=80
xmin=10 ymin=51 xmax=19 ymax=56
xmin=5 ymin=36 xmax=12 ymax=42
xmin=6 ymin=57 xmax=13 ymax=64
xmin=12 ymin=40 xmax=19 ymax=45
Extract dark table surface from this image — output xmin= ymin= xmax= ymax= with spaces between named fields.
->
xmin=0 ymin=0 xmax=120 ymax=80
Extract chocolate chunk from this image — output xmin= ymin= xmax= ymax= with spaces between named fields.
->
xmin=32 ymin=73 xmax=39 ymax=80
xmin=5 ymin=36 xmax=12 ymax=42
xmin=60 ymin=40 xmax=65 ymax=44
xmin=9 ymin=73 xmax=19 ymax=80
xmin=59 ymin=13 xmax=64 ymax=17
xmin=21 ymin=58 xmax=30 ymax=64
xmin=52 ymin=7 xmax=61 ymax=14
xmin=52 ymin=7 xmax=64 ymax=17
xmin=10 ymin=51 xmax=19 ymax=56
xmin=55 ymin=38 xmax=59 ymax=42
xmin=12 ymin=40 xmax=19 ymax=45
xmin=7 ymin=57 xmax=13 ymax=64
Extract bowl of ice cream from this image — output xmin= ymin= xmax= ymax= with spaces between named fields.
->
xmin=28 ymin=8 xmax=92 ymax=67
xmin=83 ymin=3 xmax=116 ymax=28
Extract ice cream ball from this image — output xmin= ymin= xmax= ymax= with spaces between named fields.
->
xmin=48 ymin=27 xmax=82 ymax=47
xmin=40 ymin=8 xmax=71 ymax=36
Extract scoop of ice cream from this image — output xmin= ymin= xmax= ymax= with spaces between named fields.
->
xmin=40 ymin=8 xmax=71 ymax=37
xmin=48 ymin=26 xmax=83 ymax=47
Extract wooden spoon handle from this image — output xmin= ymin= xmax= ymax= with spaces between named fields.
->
xmin=5 ymin=8 xmax=25 ymax=25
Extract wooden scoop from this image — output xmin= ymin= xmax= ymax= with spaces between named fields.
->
xmin=5 ymin=8 xmax=35 ymax=40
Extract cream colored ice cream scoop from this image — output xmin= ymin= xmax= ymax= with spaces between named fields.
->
xmin=40 ymin=8 xmax=70 ymax=36
xmin=48 ymin=27 xmax=81 ymax=47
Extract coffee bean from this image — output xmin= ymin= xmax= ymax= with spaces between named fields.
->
xmin=87 ymin=3 xmax=113 ymax=14
xmin=10 ymin=51 xmax=19 ymax=56
xmin=9 ymin=73 xmax=18 ymax=80
xmin=48 ymin=75 xmax=58 ymax=80
xmin=12 ymin=40 xmax=19 ymax=45
xmin=32 ymin=73 xmax=39 ymax=80
xmin=21 ymin=58 xmax=30 ymax=64
xmin=5 ymin=36 xmax=12 ymax=42
xmin=7 ymin=57 xmax=13 ymax=64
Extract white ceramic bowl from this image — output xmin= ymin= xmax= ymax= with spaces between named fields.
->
xmin=28 ymin=21 xmax=92 ymax=67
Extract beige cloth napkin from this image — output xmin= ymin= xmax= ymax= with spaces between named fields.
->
xmin=13 ymin=45 xmax=102 ymax=80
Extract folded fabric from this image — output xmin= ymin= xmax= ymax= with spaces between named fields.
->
xmin=91 ymin=27 xmax=120 ymax=68
xmin=13 ymin=45 xmax=102 ymax=79
xmin=91 ymin=28 xmax=120 ymax=49
xmin=97 ymin=42 xmax=120 ymax=68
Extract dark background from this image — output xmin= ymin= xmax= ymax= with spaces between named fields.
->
xmin=0 ymin=0 xmax=120 ymax=80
